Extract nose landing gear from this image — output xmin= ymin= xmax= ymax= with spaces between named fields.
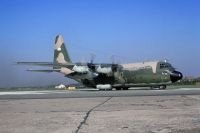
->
xmin=150 ymin=85 xmax=166 ymax=90
xmin=159 ymin=85 xmax=166 ymax=90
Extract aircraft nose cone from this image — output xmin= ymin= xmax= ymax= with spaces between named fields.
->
xmin=170 ymin=71 xmax=183 ymax=83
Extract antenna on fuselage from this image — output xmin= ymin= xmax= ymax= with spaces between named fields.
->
xmin=164 ymin=59 xmax=168 ymax=63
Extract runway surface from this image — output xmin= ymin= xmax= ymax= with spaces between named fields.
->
xmin=0 ymin=88 xmax=200 ymax=99
xmin=1 ymin=88 xmax=200 ymax=133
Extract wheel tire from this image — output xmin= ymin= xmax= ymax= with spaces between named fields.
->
xmin=115 ymin=87 xmax=121 ymax=90
xmin=159 ymin=85 xmax=166 ymax=90
xmin=123 ymin=87 xmax=129 ymax=90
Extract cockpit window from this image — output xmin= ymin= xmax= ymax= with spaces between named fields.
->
xmin=160 ymin=63 xmax=171 ymax=69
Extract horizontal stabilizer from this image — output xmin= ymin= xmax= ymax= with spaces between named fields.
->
xmin=27 ymin=69 xmax=60 ymax=73
xmin=17 ymin=62 xmax=54 ymax=66
xmin=17 ymin=62 xmax=75 ymax=69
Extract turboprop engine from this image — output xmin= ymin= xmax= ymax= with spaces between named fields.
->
xmin=72 ymin=65 xmax=89 ymax=73
xmin=96 ymin=66 xmax=112 ymax=74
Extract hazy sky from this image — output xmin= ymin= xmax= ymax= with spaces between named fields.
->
xmin=0 ymin=0 xmax=200 ymax=87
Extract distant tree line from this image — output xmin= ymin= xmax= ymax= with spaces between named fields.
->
xmin=174 ymin=77 xmax=200 ymax=85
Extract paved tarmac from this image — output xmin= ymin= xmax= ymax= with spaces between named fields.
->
xmin=0 ymin=88 xmax=200 ymax=99
xmin=0 ymin=88 xmax=200 ymax=133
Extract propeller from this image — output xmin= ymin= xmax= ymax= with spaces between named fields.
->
xmin=110 ymin=55 xmax=119 ymax=72
xmin=86 ymin=52 xmax=96 ymax=71
xmin=90 ymin=53 xmax=96 ymax=64
xmin=110 ymin=55 xmax=115 ymax=64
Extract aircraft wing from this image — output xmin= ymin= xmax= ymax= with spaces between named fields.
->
xmin=17 ymin=62 xmax=120 ymax=74
xmin=17 ymin=62 xmax=119 ymax=69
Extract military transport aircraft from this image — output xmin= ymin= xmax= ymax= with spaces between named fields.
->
xmin=17 ymin=35 xmax=183 ymax=90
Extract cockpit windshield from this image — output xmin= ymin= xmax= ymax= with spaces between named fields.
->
xmin=160 ymin=63 xmax=171 ymax=69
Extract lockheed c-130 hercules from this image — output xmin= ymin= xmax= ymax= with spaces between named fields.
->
xmin=18 ymin=35 xmax=183 ymax=90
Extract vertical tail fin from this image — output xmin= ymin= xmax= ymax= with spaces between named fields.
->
xmin=53 ymin=35 xmax=72 ymax=65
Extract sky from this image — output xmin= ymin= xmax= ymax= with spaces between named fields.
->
xmin=0 ymin=0 xmax=200 ymax=87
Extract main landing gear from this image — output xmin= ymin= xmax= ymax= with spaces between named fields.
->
xmin=115 ymin=87 xmax=129 ymax=90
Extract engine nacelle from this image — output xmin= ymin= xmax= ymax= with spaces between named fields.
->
xmin=96 ymin=66 xmax=112 ymax=74
xmin=96 ymin=84 xmax=112 ymax=90
xmin=72 ymin=65 xmax=89 ymax=73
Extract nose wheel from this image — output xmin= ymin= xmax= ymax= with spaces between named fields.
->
xmin=159 ymin=85 xmax=166 ymax=90
xmin=150 ymin=85 xmax=166 ymax=90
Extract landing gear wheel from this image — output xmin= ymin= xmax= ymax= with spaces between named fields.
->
xmin=159 ymin=85 xmax=166 ymax=90
xmin=123 ymin=87 xmax=129 ymax=90
xmin=115 ymin=87 xmax=129 ymax=90
xmin=115 ymin=87 xmax=122 ymax=90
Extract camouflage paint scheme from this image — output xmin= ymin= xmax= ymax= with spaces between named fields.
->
xmin=18 ymin=35 xmax=182 ymax=89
